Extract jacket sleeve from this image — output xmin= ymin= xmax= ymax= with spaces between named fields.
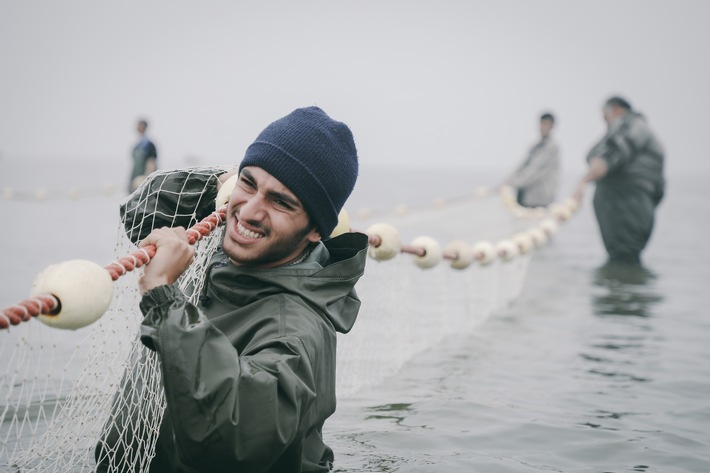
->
xmin=120 ymin=167 xmax=227 ymax=244
xmin=598 ymin=119 xmax=653 ymax=173
xmin=139 ymin=285 xmax=318 ymax=471
xmin=506 ymin=141 xmax=558 ymax=189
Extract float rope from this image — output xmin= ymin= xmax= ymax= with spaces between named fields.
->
xmin=0 ymin=206 xmax=227 ymax=330
xmin=363 ymin=193 xmax=580 ymax=269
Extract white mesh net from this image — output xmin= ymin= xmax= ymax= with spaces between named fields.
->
xmin=0 ymin=167 xmax=571 ymax=472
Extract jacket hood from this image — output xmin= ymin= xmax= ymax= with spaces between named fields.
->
xmin=206 ymin=232 xmax=369 ymax=334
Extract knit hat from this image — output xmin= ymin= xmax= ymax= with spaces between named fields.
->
xmin=239 ymin=106 xmax=359 ymax=238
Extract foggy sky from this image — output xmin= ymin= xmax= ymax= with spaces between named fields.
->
xmin=1 ymin=0 xmax=708 ymax=181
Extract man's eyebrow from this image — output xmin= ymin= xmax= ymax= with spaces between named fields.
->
xmin=241 ymin=169 xmax=302 ymax=209
xmin=267 ymin=189 xmax=302 ymax=209
xmin=240 ymin=169 xmax=255 ymax=182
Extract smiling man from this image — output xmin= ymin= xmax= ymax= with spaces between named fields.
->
xmin=96 ymin=107 xmax=368 ymax=473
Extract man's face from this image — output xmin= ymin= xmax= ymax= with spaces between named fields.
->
xmin=222 ymin=166 xmax=321 ymax=268
xmin=539 ymin=118 xmax=553 ymax=138
xmin=136 ymin=122 xmax=146 ymax=134
xmin=603 ymin=105 xmax=622 ymax=126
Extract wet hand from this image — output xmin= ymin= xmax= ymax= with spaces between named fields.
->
xmin=138 ymin=227 xmax=195 ymax=294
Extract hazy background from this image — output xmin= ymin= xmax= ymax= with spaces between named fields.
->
xmin=1 ymin=0 xmax=708 ymax=191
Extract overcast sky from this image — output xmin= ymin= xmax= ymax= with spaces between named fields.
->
xmin=1 ymin=0 xmax=708 ymax=178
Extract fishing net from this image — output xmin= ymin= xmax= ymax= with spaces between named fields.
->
xmin=0 ymin=167 xmax=572 ymax=471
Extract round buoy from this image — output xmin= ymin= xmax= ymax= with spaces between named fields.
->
xmin=67 ymin=187 xmax=80 ymax=199
xmin=2 ymin=187 xmax=13 ymax=200
xmin=499 ymin=185 xmax=515 ymax=199
xmin=433 ymin=198 xmax=446 ymax=209
xmin=550 ymin=203 xmax=572 ymax=222
xmin=472 ymin=241 xmax=496 ymax=265
xmin=216 ymin=174 xmax=239 ymax=208
xmin=356 ymin=208 xmax=372 ymax=219
xmin=511 ymin=206 xmax=530 ymax=218
xmin=366 ymin=223 xmax=401 ymax=261
xmin=540 ymin=218 xmax=559 ymax=237
xmin=532 ymin=206 xmax=548 ymax=218
xmin=474 ymin=186 xmax=490 ymax=199
xmin=394 ymin=204 xmax=409 ymax=216
xmin=30 ymin=260 xmax=113 ymax=330
xmin=496 ymin=239 xmax=520 ymax=261
xmin=445 ymin=240 xmax=474 ymax=270
xmin=512 ymin=232 xmax=534 ymax=255
xmin=564 ymin=196 xmax=580 ymax=213
xmin=527 ymin=227 xmax=548 ymax=247
xmin=410 ymin=236 xmax=443 ymax=269
xmin=103 ymin=183 xmax=116 ymax=195
xmin=330 ymin=209 xmax=351 ymax=238
xmin=35 ymin=189 xmax=48 ymax=201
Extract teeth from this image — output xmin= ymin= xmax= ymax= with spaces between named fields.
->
xmin=237 ymin=222 xmax=264 ymax=239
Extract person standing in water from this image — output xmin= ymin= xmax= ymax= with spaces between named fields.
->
xmin=502 ymin=112 xmax=560 ymax=208
xmin=575 ymin=96 xmax=665 ymax=265
xmin=97 ymin=106 xmax=367 ymax=472
xmin=128 ymin=119 xmax=158 ymax=193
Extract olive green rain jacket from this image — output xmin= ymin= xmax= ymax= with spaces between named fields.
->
xmin=100 ymin=169 xmax=368 ymax=472
xmin=142 ymin=233 xmax=368 ymax=472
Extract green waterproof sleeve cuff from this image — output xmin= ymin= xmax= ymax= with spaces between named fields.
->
xmin=139 ymin=284 xmax=185 ymax=314
xmin=139 ymin=284 xmax=189 ymax=351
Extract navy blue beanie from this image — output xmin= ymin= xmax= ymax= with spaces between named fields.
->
xmin=239 ymin=106 xmax=359 ymax=238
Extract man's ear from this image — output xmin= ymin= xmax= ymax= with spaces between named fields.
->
xmin=306 ymin=228 xmax=322 ymax=243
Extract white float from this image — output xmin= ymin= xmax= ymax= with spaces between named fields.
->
xmin=445 ymin=240 xmax=475 ymax=270
xmin=472 ymin=241 xmax=496 ymax=265
xmin=496 ymin=239 xmax=520 ymax=262
xmin=356 ymin=208 xmax=372 ymax=219
xmin=540 ymin=218 xmax=559 ymax=237
xmin=549 ymin=203 xmax=572 ymax=222
xmin=474 ymin=186 xmax=490 ymax=199
xmin=527 ymin=227 xmax=548 ymax=247
xmin=215 ymin=173 xmax=239 ymax=208
xmin=394 ymin=204 xmax=409 ymax=216
xmin=30 ymin=260 xmax=113 ymax=330
xmin=410 ymin=236 xmax=443 ymax=269
xmin=512 ymin=232 xmax=534 ymax=255
xmin=330 ymin=209 xmax=351 ymax=238
xmin=366 ymin=223 xmax=401 ymax=261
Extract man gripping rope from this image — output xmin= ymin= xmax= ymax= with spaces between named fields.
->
xmin=575 ymin=97 xmax=665 ymax=265
xmin=96 ymin=107 xmax=368 ymax=472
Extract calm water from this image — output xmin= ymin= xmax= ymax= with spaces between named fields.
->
xmin=1 ymin=158 xmax=709 ymax=472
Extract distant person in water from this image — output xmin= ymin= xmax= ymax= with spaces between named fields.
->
xmin=501 ymin=112 xmax=560 ymax=207
xmin=128 ymin=119 xmax=158 ymax=193
xmin=574 ymin=96 xmax=665 ymax=265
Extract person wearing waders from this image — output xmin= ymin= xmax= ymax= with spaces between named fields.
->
xmin=575 ymin=96 xmax=665 ymax=264
xmin=95 ymin=107 xmax=368 ymax=472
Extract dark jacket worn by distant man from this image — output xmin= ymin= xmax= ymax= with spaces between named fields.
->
xmin=576 ymin=97 xmax=665 ymax=264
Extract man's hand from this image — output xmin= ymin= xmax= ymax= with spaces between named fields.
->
xmin=139 ymin=227 xmax=195 ymax=294
xmin=574 ymin=157 xmax=608 ymax=203
xmin=573 ymin=180 xmax=587 ymax=203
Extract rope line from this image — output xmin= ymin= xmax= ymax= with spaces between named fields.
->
xmin=0 ymin=206 xmax=227 ymax=330
xmin=363 ymin=192 xmax=579 ymax=268
xmin=0 ymin=187 xmax=577 ymax=330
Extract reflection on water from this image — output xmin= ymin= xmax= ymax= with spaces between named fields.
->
xmin=591 ymin=261 xmax=664 ymax=318
xmin=579 ymin=261 xmax=666 ymax=434
xmin=364 ymin=403 xmax=413 ymax=425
